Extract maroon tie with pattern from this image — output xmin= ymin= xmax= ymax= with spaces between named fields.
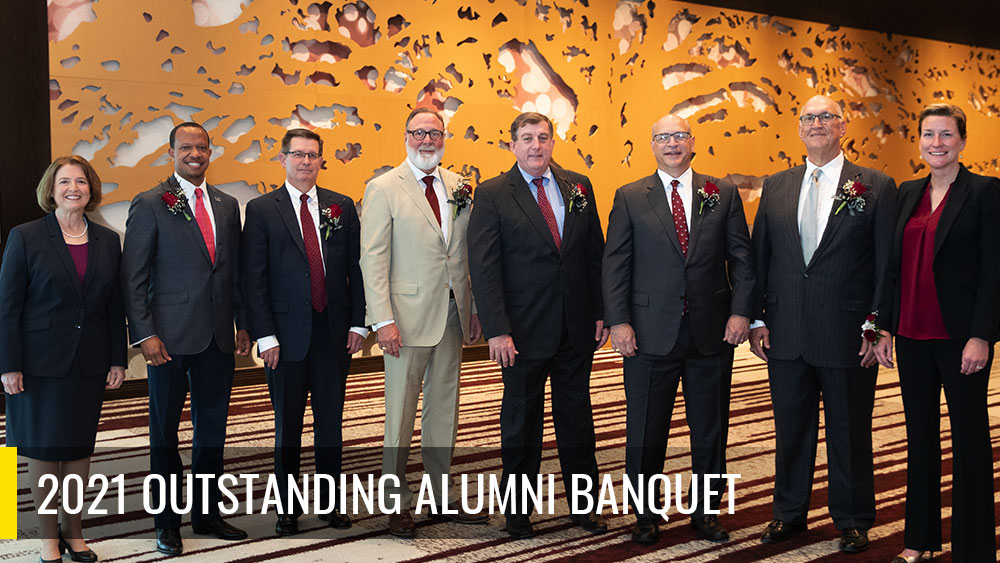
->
xmin=300 ymin=193 xmax=327 ymax=312
xmin=670 ymin=179 xmax=689 ymax=313
xmin=532 ymin=177 xmax=561 ymax=251
xmin=422 ymin=175 xmax=442 ymax=226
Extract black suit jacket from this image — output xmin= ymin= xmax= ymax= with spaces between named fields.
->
xmin=751 ymin=160 xmax=897 ymax=367
xmin=0 ymin=213 xmax=127 ymax=378
xmin=603 ymin=171 xmax=754 ymax=356
xmin=121 ymin=176 xmax=245 ymax=354
xmin=241 ymin=186 xmax=365 ymax=363
xmin=468 ymin=164 xmax=604 ymax=359
xmin=884 ymin=165 xmax=1000 ymax=343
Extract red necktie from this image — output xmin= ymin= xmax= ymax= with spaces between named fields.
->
xmin=532 ymin=177 xmax=561 ymax=251
xmin=193 ymin=188 xmax=215 ymax=263
xmin=299 ymin=193 xmax=327 ymax=312
xmin=670 ymin=179 xmax=689 ymax=313
xmin=422 ymin=175 xmax=442 ymax=226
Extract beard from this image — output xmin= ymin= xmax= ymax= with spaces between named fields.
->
xmin=407 ymin=145 xmax=444 ymax=171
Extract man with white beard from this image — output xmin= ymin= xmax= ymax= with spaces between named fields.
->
xmin=360 ymin=107 xmax=485 ymax=537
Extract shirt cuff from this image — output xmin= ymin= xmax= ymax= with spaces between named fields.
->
xmin=257 ymin=335 xmax=279 ymax=352
xmin=350 ymin=326 xmax=370 ymax=339
xmin=750 ymin=320 xmax=766 ymax=329
xmin=372 ymin=319 xmax=395 ymax=331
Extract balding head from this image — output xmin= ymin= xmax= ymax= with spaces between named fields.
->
xmin=798 ymin=95 xmax=846 ymax=166
xmin=650 ymin=114 xmax=695 ymax=177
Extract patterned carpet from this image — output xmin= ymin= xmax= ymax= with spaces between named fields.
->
xmin=3 ymin=347 xmax=999 ymax=562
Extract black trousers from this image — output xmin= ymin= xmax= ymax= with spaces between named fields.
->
xmin=499 ymin=323 xmax=599 ymax=516
xmin=623 ymin=315 xmax=733 ymax=519
xmin=147 ymin=338 xmax=234 ymax=529
xmin=895 ymin=336 xmax=996 ymax=561
xmin=266 ymin=309 xmax=348 ymax=515
xmin=767 ymin=357 xmax=877 ymax=530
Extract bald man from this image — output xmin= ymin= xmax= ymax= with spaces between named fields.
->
xmin=749 ymin=95 xmax=897 ymax=553
xmin=603 ymin=114 xmax=754 ymax=545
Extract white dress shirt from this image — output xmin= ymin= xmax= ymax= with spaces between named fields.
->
xmin=175 ymin=172 xmax=216 ymax=238
xmin=657 ymin=167 xmax=694 ymax=229
xmin=257 ymin=182 xmax=368 ymax=353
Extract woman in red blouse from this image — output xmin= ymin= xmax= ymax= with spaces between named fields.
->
xmin=875 ymin=104 xmax=1000 ymax=562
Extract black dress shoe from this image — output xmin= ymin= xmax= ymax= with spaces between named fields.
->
xmin=155 ymin=528 xmax=183 ymax=557
xmin=838 ymin=527 xmax=869 ymax=553
xmin=505 ymin=515 xmax=534 ymax=539
xmin=760 ymin=519 xmax=806 ymax=544
xmin=319 ymin=509 xmax=352 ymax=529
xmin=631 ymin=518 xmax=659 ymax=546
xmin=192 ymin=519 xmax=248 ymax=541
xmin=690 ymin=515 xmax=730 ymax=543
xmin=570 ymin=511 xmax=608 ymax=534
xmin=58 ymin=527 xmax=98 ymax=562
xmin=275 ymin=515 xmax=299 ymax=536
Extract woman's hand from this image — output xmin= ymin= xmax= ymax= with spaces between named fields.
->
xmin=106 ymin=366 xmax=125 ymax=389
xmin=1 ymin=371 xmax=24 ymax=394
xmin=960 ymin=337 xmax=990 ymax=375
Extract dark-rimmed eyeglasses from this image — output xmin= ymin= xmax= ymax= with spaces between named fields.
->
xmin=407 ymin=129 xmax=444 ymax=141
xmin=799 ymin=112 xmax=841 ymax=125
xmin=284 ymin=150 xmax=321 ymax=161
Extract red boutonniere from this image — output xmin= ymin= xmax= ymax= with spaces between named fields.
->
xmin=447 ymin=176 xmax=474 ymax=219
xmin=834 ymin=175 xmax=869 ymax=215
xmin=567 ymin=182 xmax=589 ymax=212
xmin=698 ymin=182 xmax=720 ymax=214
xmin=861 ymin=311 xmax=882 ymax=343
xmin=320 ymin=204 xmax=343 ymax=239
xmin=161 ymin=187 xmax=191 ymax=221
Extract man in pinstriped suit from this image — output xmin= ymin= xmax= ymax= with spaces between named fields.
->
xmin=748 ymin=95 xmax=897 ymax=554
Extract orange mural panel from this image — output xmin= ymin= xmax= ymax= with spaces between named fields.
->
xmin=49 ymin=0 xmax=1000 ymax=233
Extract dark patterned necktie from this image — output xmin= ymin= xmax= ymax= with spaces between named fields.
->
xmin=532 ymin=177 xmax=561 ymax=251
xmin=671 ymin=179 xmax=689 ymax=313
xmin=300 ymin=193 xmax=326 ymax=312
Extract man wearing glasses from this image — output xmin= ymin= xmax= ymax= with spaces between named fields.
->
xmin=241 ymin=128 xmax=367 ymax=536
xmin=360 ymin=108 xmax=485 ymax=537
xmin=748 ymin=95 xmax=896 ymax=553
xmin=469 ymin=112 xmax=608 ymax=539
xmin=602 ymin=114 xmax=754 ymax=545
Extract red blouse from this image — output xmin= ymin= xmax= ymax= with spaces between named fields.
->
xmin=897 ymin=183 xmax=950 ymax=340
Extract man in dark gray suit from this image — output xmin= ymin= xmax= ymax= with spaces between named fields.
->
xmin=469 ymin=112 xmax=608 ymax=540
xmin=749 ymin=95 xmax=897 ymax=554
xmin=603 ymin=114 xmax=754 ymax=546
xmin=122 ymin=122 xmax=252 ymax=556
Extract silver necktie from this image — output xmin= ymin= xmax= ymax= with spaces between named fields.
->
xmin=800 ymin=168 xmax=822 ymax=264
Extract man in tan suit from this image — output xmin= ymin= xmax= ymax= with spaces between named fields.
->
xmin=360 ymin=107 xmax=485 ymax=537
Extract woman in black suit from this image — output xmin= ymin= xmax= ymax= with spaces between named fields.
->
xmin=0 ymin=156 xmax=126 ymax=563
xmin=875 ymin=104 xmax=1000 ymax=562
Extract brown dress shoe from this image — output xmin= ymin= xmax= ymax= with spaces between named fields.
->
xmin=388 ymin=509 xmax=415 ymax=538
xmin=570 ymin=511 xmax=608 ymax=534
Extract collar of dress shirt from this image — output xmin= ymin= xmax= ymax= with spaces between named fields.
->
xmin=517 ymin=165 xmax=554 ymax=189
xmin=174 ymin=172 xmax=207 ymax=201
xmin=405 ymin=158 xmax=440 ymax=186
xmin=655 ymin=167 xmax=694 ymax=193
xmin=284 ymin=181 xmax=318 ymax=205
xmin=805 ymin=151 xmax=845 ymax=184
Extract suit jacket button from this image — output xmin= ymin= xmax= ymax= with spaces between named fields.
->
xmin=76 ymin=325 xmax=81 ymax=329
xmin=803 ymin=273 xmax=809 ymax=278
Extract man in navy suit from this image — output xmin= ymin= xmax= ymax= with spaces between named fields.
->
xmin=468 ymin=112 xmax=608 ymax=540
xmin=121 ymin=122 xmax=252 ymax=556
xmin=603 ymin=114 xmax=754 ymax=545
xmin=241 ymin=128 xmax=366 ymax=536
xmin=749 ymin=95 xmax=897 ymax=553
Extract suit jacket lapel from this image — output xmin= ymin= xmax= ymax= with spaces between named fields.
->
xmin=895 ymin=177 xmax=926 ymax=261
xmin=206 ymin=185 xmax=227 ymax=262
xmin=551 ymin=167 xmax=576 ymax=252
xmin=779 ymin=166 xmax=808 ymax=269
xmin=507 ymin=166 xmax=559 ymax=254
xmin=45 ymin=213 xmax=84 ymax=301
xmin=934 ymin=166 xmax=970 ymax=259
xmin=398 ymin=165 xmax=445 ymax=242
xmin=275 ymin=187 xmax=308 ymax=261
xmin=811 ymin=161 xmax=856 ymax=262
xmin=317 ymin=188 xmax=338 ymax=263
xmin=687 ymin=172 xmax=706 ymax=261
xmin=80 ymin=215 xmax=100 ymax=294
xmin=646 ymin=173 xmax=685 ymax=259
